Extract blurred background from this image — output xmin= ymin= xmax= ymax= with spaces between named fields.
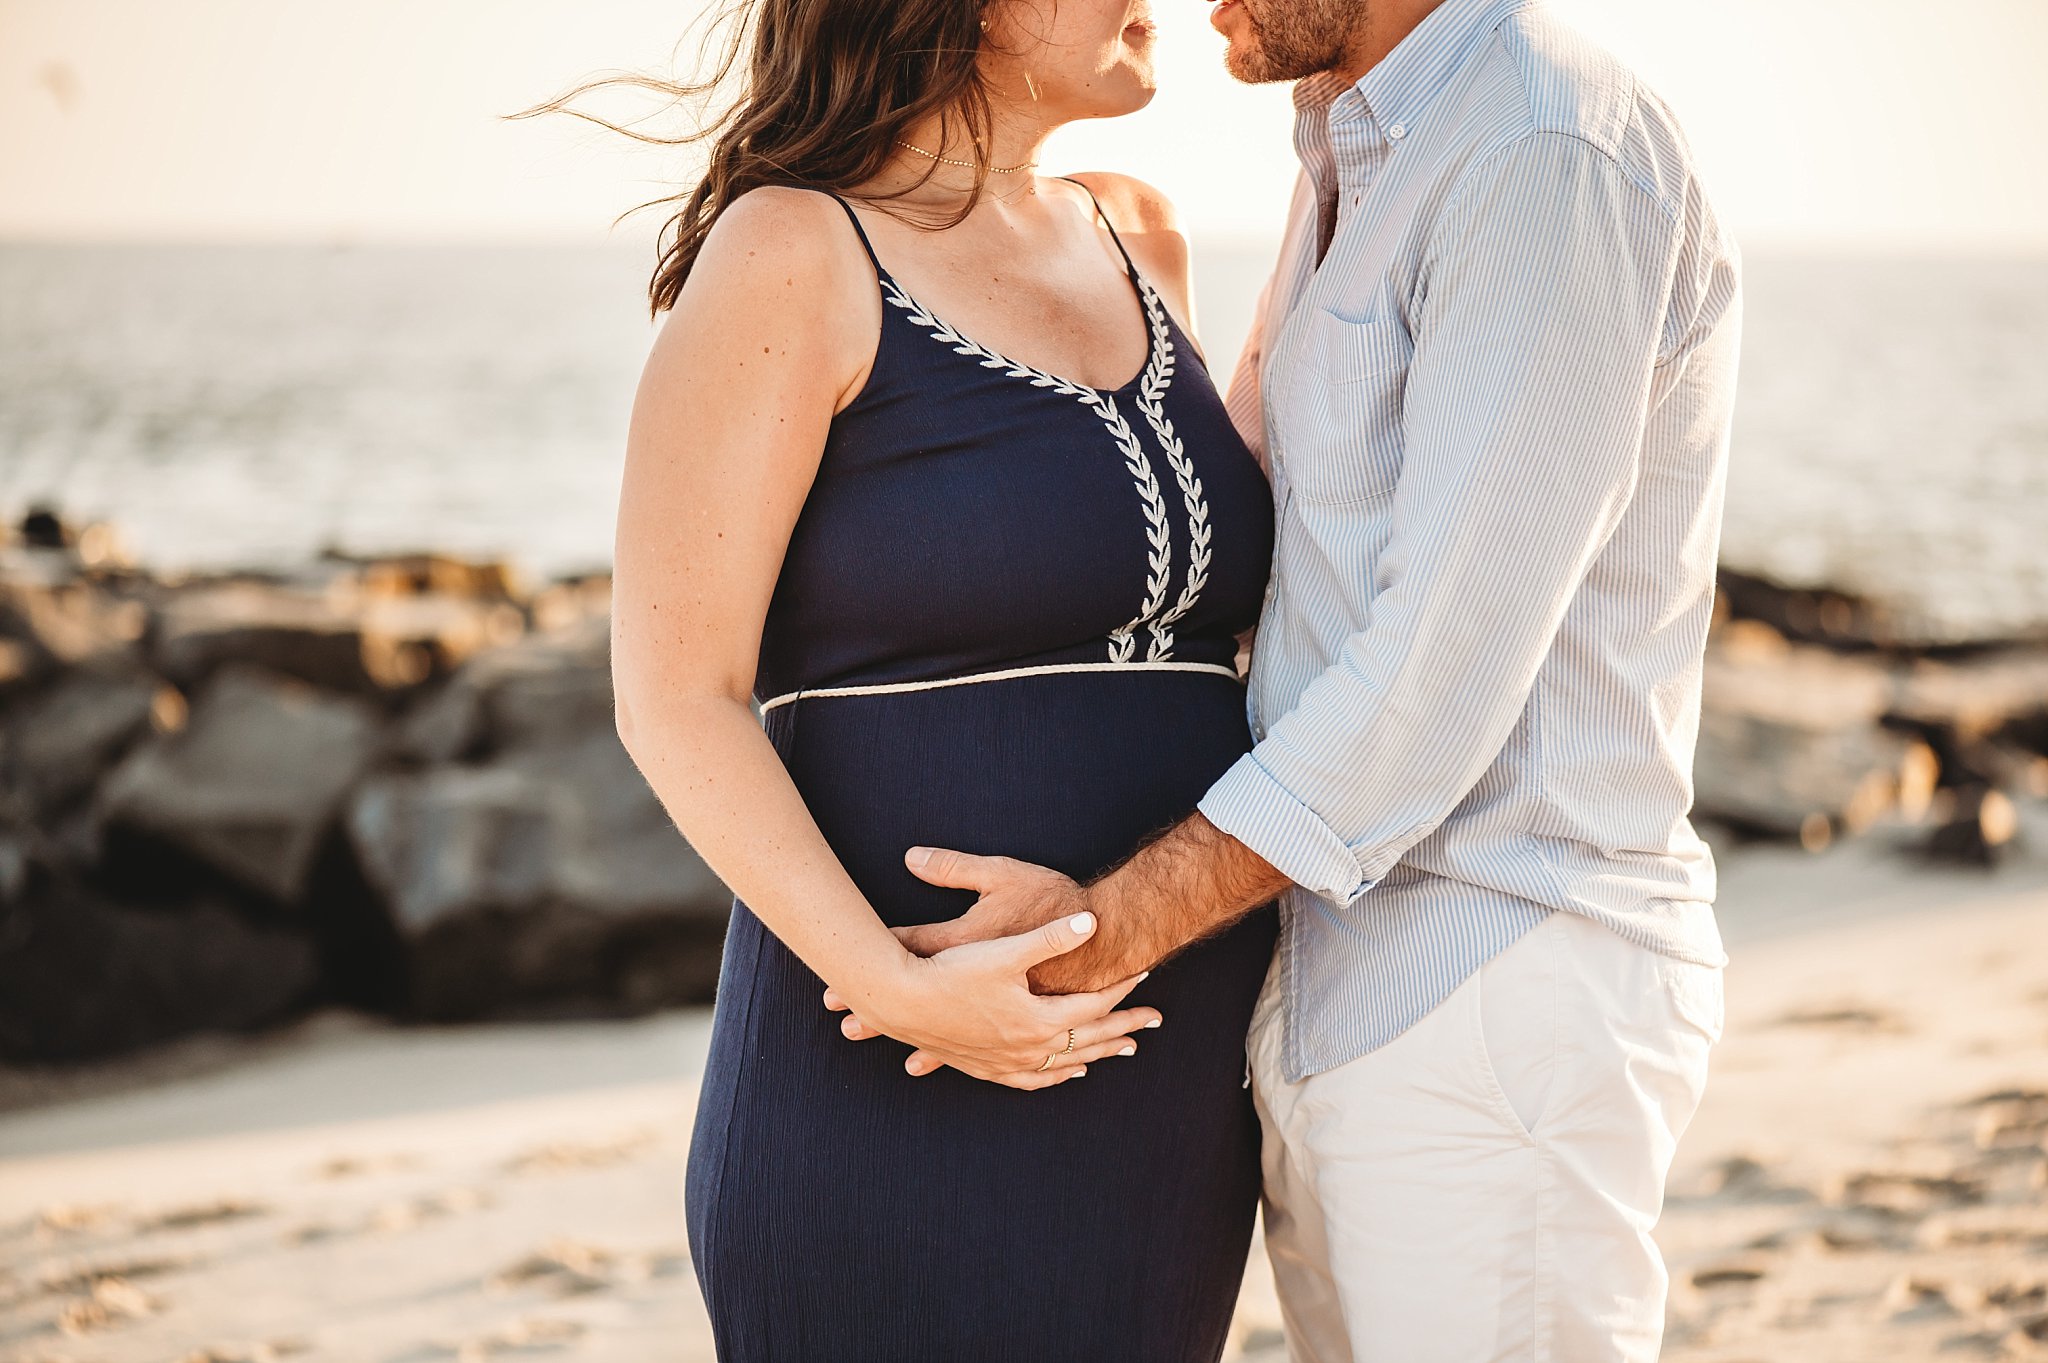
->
xmin=1 ymin=1 xmax=2045 ymax=1360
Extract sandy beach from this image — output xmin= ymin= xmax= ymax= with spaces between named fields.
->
xmin=3 ymin=826 xmax=2046 ymax=1363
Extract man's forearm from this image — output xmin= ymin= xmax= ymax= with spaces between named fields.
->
xmin=1029 ymin=812 xmax=1293 ymax=993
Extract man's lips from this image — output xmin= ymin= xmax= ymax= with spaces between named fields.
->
xmin=1210 ymin=0 xmax=1243 ymax=33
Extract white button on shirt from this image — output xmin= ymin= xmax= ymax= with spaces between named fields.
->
xmin=1201 ymin=0 xmax=1742 ymax=1082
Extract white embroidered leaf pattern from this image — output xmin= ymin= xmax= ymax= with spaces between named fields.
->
xmin=1099 ymin=392 xmax=1173 ymax=662
xmin=1132 ymin=279 xmax=1212 ymax=662
xmin=880 ymin=272 xmax=1185 ymax=666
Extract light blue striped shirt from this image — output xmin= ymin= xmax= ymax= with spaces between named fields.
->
xmin=1196 ymin=0 xmax=1741 ymax=1082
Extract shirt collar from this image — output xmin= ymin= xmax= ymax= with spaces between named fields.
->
xmin=1293 ymin=0 xmax=1540 ymax=141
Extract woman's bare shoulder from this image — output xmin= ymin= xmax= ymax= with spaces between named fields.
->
xmin=684 ymin=185 xmax=872 ymax=305
xmin=647 ymin=185 xmax=879 ymax=405
xmin=1063 ymin=171 xmax=1186 ymax=238
xmin=1063 ymin=171 xmax=1197 ymax=338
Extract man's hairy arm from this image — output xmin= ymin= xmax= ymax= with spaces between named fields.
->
xmin=1044 ymin=812 xmax=1291 ymax=991
xmin=863 ymin=811 xmax=1292 ymax=1001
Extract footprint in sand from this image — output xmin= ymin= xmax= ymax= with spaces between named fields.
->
xmin=1884 ymin=1273 xmax=1968 ymax=1322
xmin=279 ymin=1187 xmax=493 ymax=1245
xmin=487 ymin=1238 xmax=691 ymax=1297
xmin=1773 ymin=1002 xmax=1908 ymax=1032
xmin=29 ymin=1202 xmax=125 ymax=1240
xmin=1690 ymin=1264 xmax=1769 ymax=1290
xmin=1834 ymin=1168 xmax=1987 ymax=1215
xmin=134 ymin=1197 xmax=270 ymax=1234
xmin=309 ymin=1152 xmax=421 ymax=1181
xmin=415 ymin=1316 xmax=586 ymax=1362
xmin=1744 ymin=1212 xmax=1904 ymax=1254
xmin=1965 ymin=1088 xmax=2048 ymax=1152
xmin=368 ymin=1187 xmax=494 ymax=1234
xmin=1695 ymin=1153 xmax=1820 ymax=1205
xmin=1917 ymin=1211 xmax=2048 ymax=1253
xmin=2002 ymin=1313 xmax=2048 ymax=1357
xmin=38 ymin=1251 xmax=196 ymax=1296
xmin=53 ymin=1275 xmax=164 ymax=1336
xmin=502 ymin=1129 xmax=658 ymax=1175
xmin=173 ymin=1338 xmax=311 ymax=1363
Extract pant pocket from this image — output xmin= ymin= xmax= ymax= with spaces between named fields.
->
xmin=1661 ymin=958 xmax=1726 ymax=1046
xmin=1473 ymin=919 xmax=1562 ymax=1143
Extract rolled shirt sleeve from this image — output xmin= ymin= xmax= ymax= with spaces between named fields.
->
xmin=1199 ymin=131 xmax=1683 ymax=907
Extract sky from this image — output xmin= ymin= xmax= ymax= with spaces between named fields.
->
xmin=2 ymin=0 xmax=2045 ymax=251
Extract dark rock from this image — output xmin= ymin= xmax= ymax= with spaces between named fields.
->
xmin=0 ymin=666 xmax=169 ymax=819
xmin=1920 ymin=785 xmax=2020 ymax=866
xmin=0 ymin=637 xmax=34 ymax=693
xmin=356 ymin=591 xmax=526 ymax=690
xmin=347 ymin=730 xmax=729 ymax=1021
xmin=151 ymin=581 xmax=378 ymax=694
xmin=387 ymin=671 xmax=487 ymax=766
xmin=1889 ymin=649 xmax=2048 ymax=744
xmin=528 ymin=572 xmax=612 ymax=635
xmin=320 ymin=549 xmax=526 ymax=604
xmin=0 ymin=820 xmax=29 ymax=906
xmin=1697 ymin=624 xmax=1932 ymax=840
xmin=501 ymin=731 xmax=726 ymax=919
xmin=19 ymin=505 xmax=71 ymax=549
xmin=298 ymin=817 xmax=408 ymax=1014
xmin=0 ymin=872 xmax=318 ymax=1062
xmin=349 ymin=765 xmax=556 ymax=934
xmin=1716 ymin=568 xmax=1900 ymax=650
xmin=0 ymin=559 xmax=150 ymax=686
xmin=386 ymin=617 xmax=612 ymax=764
xmin=96 ymin=663 xmax=381 ymax=905
xmin=150 ymin=579 xmax=522 ymax=697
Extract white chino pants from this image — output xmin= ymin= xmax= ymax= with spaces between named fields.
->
xmin=1250 ymin=910 xmax=1723 ymax=1363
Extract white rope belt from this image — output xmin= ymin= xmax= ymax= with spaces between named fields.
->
xmin=757 ymin=660 xmax=1241 ymax=715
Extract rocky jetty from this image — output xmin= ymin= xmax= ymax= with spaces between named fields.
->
xmin=1 ymin=507 xmax=2043 ymax=1065
xmin=0 ymin=509 xmax=731 ymax=1063
xmin=1696 ymin=573 xmax=2048 ymax=860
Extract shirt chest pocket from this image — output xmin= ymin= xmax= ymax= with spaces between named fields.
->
xmin=1274 ymin=309 xmax=1412 ymax=506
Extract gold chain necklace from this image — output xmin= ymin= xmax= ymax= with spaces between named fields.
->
xmin=895 ymin=140 xmax=1038 ymax=175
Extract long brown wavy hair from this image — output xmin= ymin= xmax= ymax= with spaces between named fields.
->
xmin=510 ymin=0 xmax=1011 ymax=316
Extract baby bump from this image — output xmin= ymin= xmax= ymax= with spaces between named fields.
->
xmin=764 ymin=669 xmax=1257 ymax=929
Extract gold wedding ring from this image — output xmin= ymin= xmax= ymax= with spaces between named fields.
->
xmin=1036 ymin=1029 xmax=1079 ymax=1073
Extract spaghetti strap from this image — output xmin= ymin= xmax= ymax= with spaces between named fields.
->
xmin=819 ymin=190 xmax=885 ymax=276
xmin=1059 ymin=176 xmax=1139 ymax=277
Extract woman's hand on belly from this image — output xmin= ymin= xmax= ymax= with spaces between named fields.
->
xmin=833 ymin=912 xmax=1160 ymax=1089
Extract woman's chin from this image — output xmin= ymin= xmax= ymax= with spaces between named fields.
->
xmin=1113 ymin=62 xmax=1161 ymax=112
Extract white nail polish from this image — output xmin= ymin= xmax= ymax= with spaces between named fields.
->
xmin=1069 ymin=911 xmax=1095 ymax=935
xmin=1145 ymin=1018 xmax=1162 ymax=1028
xmin=1119 ymin=1044 xmax=1136 ymax=1056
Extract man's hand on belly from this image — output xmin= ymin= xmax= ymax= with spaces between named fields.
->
xmin=884 ymin=849 xmax=1142 ymax=995
xmin=827 ymin=817 xmax=1291 ymax=1015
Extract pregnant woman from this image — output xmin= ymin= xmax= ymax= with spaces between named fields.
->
xmin=605 ymin=0 xmax=1277 ymax=1355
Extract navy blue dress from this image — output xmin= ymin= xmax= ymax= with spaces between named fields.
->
xmin=684 ymin=183 xmax=1279 ymax=1361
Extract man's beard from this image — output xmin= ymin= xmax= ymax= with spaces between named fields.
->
xmin=1225 ymin=0 xmax=1359 ymax=84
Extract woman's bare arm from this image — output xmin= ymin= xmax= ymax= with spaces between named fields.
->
xmin=612 ymin=187 xmax=891 ymax=994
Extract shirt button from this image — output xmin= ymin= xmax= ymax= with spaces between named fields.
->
xmin=1387 ymin=122 xmax=1407 ymax=140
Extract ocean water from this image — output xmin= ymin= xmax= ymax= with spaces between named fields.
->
xmin=2 ymin=240 xmax=2045 ymax=643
